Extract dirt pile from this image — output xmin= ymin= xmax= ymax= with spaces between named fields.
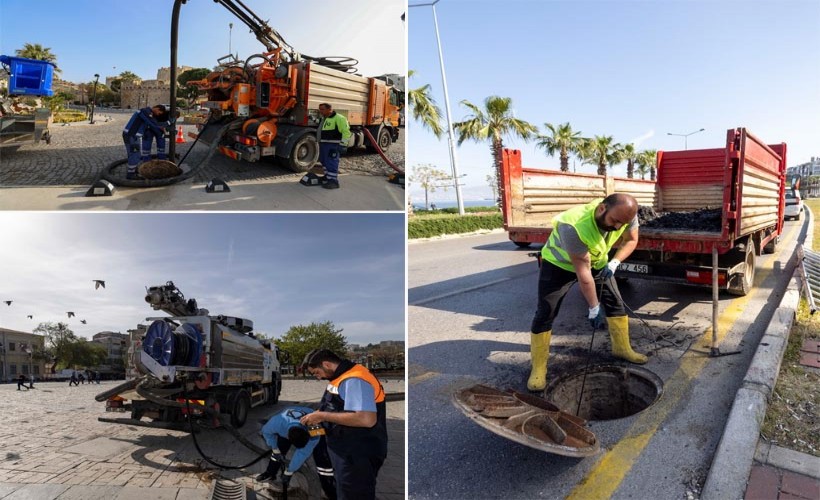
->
xmin=638 ymin=206 xmax=722 ymax=232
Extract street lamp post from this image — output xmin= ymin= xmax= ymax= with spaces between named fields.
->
xmin=667 ymin=128 xmax=705 ymax=150
xmin=229 ymin=22 xmax=233 ymax=55
xmin=409 ymin=0 xmax=465 ymax=216
xmin=90 ymin=74 xmax=100 ymax=124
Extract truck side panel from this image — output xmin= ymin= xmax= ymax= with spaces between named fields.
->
xmin=736 ymin=129 xmax=784 ymax=236
xmin=305 ymin=63 xmax=371 ymax=126
xmin=656 ymin=148 xmax=725 ymax=211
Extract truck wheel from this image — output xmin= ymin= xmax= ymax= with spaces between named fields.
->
xmin=513 ymin=241 xmax=532 ymax=248
xmin=366 ymin=127 xmax=391 ymax=153
xmin=267 ymin=377 xmax=279 ymax=405
xmin=763 ymin=235 xmax=778 ymax=254
xmin=230 ymin=390 xmax=251 ymax=428
xmin=285 ymin=134 xmax=318 ymax=173
xmin=727 ymin=242 xmax=756 ymax=296
xmin=795 ymin=212 xmax=801 ymax=221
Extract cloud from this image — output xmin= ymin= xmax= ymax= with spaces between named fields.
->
xmin=631 ymin=129 xmax=655 ymax=149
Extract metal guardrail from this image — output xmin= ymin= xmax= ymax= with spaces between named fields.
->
xmin=798 ymin=245 xmax=819 ymax=313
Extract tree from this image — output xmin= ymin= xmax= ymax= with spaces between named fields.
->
xmin=70 ymin=340 xmax=107 ymax=368
xmin=110 ymin=71 xmax=140 ymax=94
xmin=579 ymin=135 xmax=619 ymax=176
xmin=178 ymin=68 xmax=210 ymax=108
xmin=620 ymin=143 xmax=638 ymax=179
xmin=15 ymin=43 xmax=61 ymax=76
xmin=636 ymin=149 xmax=658 ymax=181
xmin=276 ymin=321 xmax=347 ymax=369
xmin=536 ymin=122 xmax=585 ymax=172
xmin=486 ymin=171 xmax=498 ymax=202
xmin=408 ymin=70 xmax=444 ymax=138
xmin=41 ymin=94 xmax=66 ymax=113
xmin=368 ymin=344 xmax=404 ymax=369
xmin=34 ymin=322 xmax=77 ymax=372
xmin=454 ymin=96 xmax=537 ymax=206
xmin=409 ymin=163 xmax=449 ymax=210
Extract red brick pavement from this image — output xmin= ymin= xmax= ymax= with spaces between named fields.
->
xmin=746 ymin=465 xmax=820 ymax=500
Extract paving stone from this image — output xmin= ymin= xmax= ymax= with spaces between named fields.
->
xmin=798 ymin=351 xmax=820 ymax=369
xmin=781 ymin=472 xmax=820 ymax=499
xmin=800 ymin=339 xmax=820 ymax=354
xmin=745 ymin=465 xmax=781 ymax=500
xmin=175 ymin=487 xmax=210 ymax=500
xmin=112 ymin=486 xmax=179 ymax=500
xmin=2 ymin=483 xmax=69 ymax=500
xmin=53 ymin=485 xmax=122 ymax=499
xmin=0 ymin=484 xmax=24 ymax=497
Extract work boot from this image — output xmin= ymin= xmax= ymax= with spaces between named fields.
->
xmin=256 ymin=471 xmax=274 ymax=482
xmin=527 ymin=331 xmax=551 ymax=391
xmin=321 ymin=178 xmax=340 ymax=189
xmin=126 ymin=170 xmax=144 ymax=181
xmin=607 ymin=316 xmax=648 ymax=364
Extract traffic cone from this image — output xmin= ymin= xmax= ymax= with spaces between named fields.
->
xmin=175 ymin=126 xmax=186 ymax=143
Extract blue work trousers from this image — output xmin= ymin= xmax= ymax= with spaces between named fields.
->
xmin=319 ymin=142 xmax=341 ymax=180
xmin=141 ymin=128 xmax=167 ymax=161
xmin=327 ymin=447 xmax=384 ymax=500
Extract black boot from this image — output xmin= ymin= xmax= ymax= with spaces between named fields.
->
xmin=256 ymin=458 xmax=281 ymax=482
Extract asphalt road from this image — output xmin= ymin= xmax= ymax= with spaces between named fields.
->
xmin=408 ymin=219 xmax=807 ymax=499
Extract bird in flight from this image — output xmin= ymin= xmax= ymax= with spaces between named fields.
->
xmin=93 ymin=280 xmax=106 ymax=290
xmin=80 ymin=319 xmax=87 ymax=324
xmin=3 ymin=301 xmax=11 ymax=306
xmin=67 ymin=312 xmax=75 ymax=318
xmin=27 ymin=315 xmax=33 ymax=319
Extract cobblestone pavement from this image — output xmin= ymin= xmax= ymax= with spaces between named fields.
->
xmin=0 ymin=112 xmax=405 ymax=187
xmin=0 ymin=378 xmax=405 ymax=500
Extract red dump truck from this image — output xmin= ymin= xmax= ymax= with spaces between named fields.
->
xmin=501 ymin=127 xmax=787 ymax=296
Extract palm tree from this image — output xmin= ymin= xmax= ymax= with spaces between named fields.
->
xmin=636 ymin=149 xmax=658 ymax=181
xmin=15 ymin=43 xmax=60 ymax=75
xmin=580 ymin=135 xmax=618 ymax=176
xmin=454 ymin=96 xmax=538 ymax=203
xmin=408 ymin=70 xmax=444 ymax=138
xmin=621 ymin=143 xmax=638 ymax=178
xmin=634 ymin=162 xmax=650 ymax=180
xmin=536 ymin=122 xmax=585 ymax=172
xmin=118 ymin=71 xmax=139 ymax=82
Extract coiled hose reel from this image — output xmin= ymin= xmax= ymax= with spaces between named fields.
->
xmin=143 ymin=320 xmax=203 ymax=367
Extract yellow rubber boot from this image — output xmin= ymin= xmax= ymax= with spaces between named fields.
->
xmin=607 ymin=316 xmax=648 ymax=364
xmin=527 ymin=331 xmax=551 ymax=391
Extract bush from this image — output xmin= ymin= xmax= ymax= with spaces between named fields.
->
xmin=409 ymin=213 xmax=503 ymax=238
xmin=414 ymin=205 xmax=499 ymax=216
xmin=54 ymin=111 xmax=87 ymax=124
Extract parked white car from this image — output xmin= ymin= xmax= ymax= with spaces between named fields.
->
xmin=784 ymin=189 xmax=803 ymax=221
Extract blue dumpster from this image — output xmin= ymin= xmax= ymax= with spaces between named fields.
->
xmin=0 ymin=55 xmax=55 ymax=96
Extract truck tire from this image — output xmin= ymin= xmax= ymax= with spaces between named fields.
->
xmin=230 ymin=390 xmax=251 ymax=428
xmin=366 ymin=127 xmax=391 ymax=153
xmin=763 ymin=235 xmax=778 ymax=254
xmin=513 ymin=241 xmax=532 ymax=248
xmin=285 ymin=134 xmax=319 ymax=173
xmin=727 ymin=242 xmax=756 ymax=296
xmin=267 ymin=377 xmax=279 ymax=405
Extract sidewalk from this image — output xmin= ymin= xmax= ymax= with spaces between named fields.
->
xmin=745 ymin=442 xmax=820 ymax=500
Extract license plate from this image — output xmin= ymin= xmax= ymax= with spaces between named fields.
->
xmin=618 ymin=263 xmax=650 ymax=274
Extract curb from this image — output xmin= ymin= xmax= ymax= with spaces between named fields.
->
xmin=701 ymin=206 xmax=814 ymax=499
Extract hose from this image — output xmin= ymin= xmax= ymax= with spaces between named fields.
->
xmin=575 ymin=281 xmax=605 ymax=416
xmin=100 ymin=117 xmax=231 ymax=187
xmin=362 ymin=127 xmax=403 ymax=174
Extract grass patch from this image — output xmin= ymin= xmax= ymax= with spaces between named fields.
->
xmin=760 ymin=299 xmax=820 ymax=456
xmin=414 ymin=205 xmax=499 ymax=217
xmin=53 ymin=111 xmax=87 ymax=124
xmin=804 ymin=198 xmax=820 ymax=249
xmin=408 ymin=212 xmax=503 ymax=239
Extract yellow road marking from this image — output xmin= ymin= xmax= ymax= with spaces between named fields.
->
xmin=567 ymin=223 xmax=799 ymax=500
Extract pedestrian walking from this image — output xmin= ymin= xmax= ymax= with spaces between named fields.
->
xmin=69 ymin=371 xmax=78 ymax=386
xmin=17 ymin=374 xmax=28 ymax=391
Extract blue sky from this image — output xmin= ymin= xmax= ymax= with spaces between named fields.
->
xmin=0 ymin=0 xmax=405 ymax=84
xmin=0 ymin=213 xmax=405 ymax=346
xmin=408 ymin=0 xmax=820 ymax=202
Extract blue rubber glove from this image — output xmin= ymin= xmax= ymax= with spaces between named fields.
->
xmin=588 ymin=304 xmax=606 ymax=329
xmin=601 ymin=259 xmax=620 ymax=280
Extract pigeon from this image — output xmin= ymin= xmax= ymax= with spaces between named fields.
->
xmin=67 ymin=312 xmax=75 ymax=318
xmin=80 ymin=319 xmax=87 ymax=324
xmin=93 ymin=280 xmax=106 ymax=290
xmin=3 ymin=301 xmax=11 ymax=306
xmin=27 ymin=315 xmax=33 ymax=319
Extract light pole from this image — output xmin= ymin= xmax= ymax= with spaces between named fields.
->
xmin=409 ymin=0 xmax=465 ymax=216
xmin=90 ymin=74 xmax=100 ymax=124
xmin=667 ymin=128 xmax=705 ymax=150
xmin=229 ymin=22 xmax=233 ymax=55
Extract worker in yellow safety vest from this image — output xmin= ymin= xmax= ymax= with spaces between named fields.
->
xmin=528 ymin=193 xmax=648 ymax=391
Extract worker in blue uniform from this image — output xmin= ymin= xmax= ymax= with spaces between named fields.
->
xmin=316 ymin=103 xmax=351 ymax=189
xmin=122 ymin=104 xmax=172 ymax=179
xmin=257 ymin=406 xmax=337 ymax=499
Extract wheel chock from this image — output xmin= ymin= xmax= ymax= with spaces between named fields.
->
xmin=205 ymin=178 xmax=231 ymax=193
xmin=85 ymin=179 xmax=116 ymax=197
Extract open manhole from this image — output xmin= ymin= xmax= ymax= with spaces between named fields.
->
xmin=546 ymin=364 xmax=663 ymax=421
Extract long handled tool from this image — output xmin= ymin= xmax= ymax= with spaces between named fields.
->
xmin=575 ymin=282 xmax=606 ymax=417
xmin=708 ymin=246 xmax=741 ymax=357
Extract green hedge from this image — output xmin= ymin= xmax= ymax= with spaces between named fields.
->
xmin=414 ymin=205 xmax=499 ymax=216
xmin=54 ymin=111 xmax=87 ymax=124
xmin=409 ymin=213 xmax=503 ymax=238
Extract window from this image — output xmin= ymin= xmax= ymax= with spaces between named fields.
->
xmin=33 ymin=366 xmax=39 ymax=375
xmin=10 ymin=365 xmax=16 ymax=375
xmin=8 ymin=342 xmax=14 ymax=351
xmin=22 ymin=365 xmax=29 ymax=375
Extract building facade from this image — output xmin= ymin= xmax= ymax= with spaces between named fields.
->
xmin=786 ymin=157 xmax=820 ymax=179
xmin=0 ymin=327 xmax=46 ymax=382
xmin=91 ymin=331 xmax=128 ymax=376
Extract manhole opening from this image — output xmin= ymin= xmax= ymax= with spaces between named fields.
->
xmin=546 ymin=364 xmax=663 ymax=421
